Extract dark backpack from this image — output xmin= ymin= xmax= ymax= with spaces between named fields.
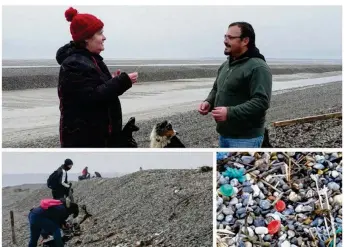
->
xmin=47 ymin=170 xmax=60 ymax=189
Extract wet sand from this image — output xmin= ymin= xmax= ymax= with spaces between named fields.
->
xmin=2 ymin=70 xmax=342 ymax=148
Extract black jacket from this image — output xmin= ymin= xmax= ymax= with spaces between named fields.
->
xmin=30 ymin=205 xmax=69 ymax=227
xmin=56 ymin=166 xmax=67 ymax=185
xmin=56 ymin=42 xmax=132 ymax=147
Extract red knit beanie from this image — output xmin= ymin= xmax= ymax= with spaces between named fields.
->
xmin=65 ymin=7 xmax=104 ymax=42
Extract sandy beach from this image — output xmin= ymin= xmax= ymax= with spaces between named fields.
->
xmin=2 ymin=60 xmax=342 ymax=148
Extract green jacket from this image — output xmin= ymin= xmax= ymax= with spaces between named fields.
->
xmin=205 ymin=49 xmax=272 ymax=138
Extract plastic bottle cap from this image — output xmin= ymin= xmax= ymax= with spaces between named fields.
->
xmin=275 ymin=200 xmax=286 ymax=212
xmin=268 ymin=220 xmax=281 ymax=234
xmin=219 ymin=184 xmax=234 ymax=197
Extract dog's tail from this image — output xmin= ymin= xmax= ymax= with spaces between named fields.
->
xmin=149 ymin=126 xmax=157 ymax=148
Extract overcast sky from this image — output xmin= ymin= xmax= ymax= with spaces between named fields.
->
xmin=2 ymin=152 xmax=213 ymax=174
xmin=2 ymin=5 xmax=342 ymax=60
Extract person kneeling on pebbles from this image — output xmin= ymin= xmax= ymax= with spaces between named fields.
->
xmin=28 ymin=198 xmax=79 ymax=247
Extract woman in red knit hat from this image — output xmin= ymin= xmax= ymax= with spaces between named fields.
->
xmin=56 ymin=7 xmax=138 ymax=148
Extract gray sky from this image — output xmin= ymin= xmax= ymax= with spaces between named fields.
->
xmin=2 ymin=5 xmax=342 ymax=59
xmin=2 ymin=152 xmax=213 ymax=174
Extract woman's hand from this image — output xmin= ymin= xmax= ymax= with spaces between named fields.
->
xmin=112 ymin=69 xmax=121 ymax=78
xmin=128 ymin=72 xmax=138 ymax=84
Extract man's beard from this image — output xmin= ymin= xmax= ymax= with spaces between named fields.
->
xmin=224 ymin=45 xmax=231 ymax=56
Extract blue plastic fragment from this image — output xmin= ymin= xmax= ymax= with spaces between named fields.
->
xmin=222 ymin=167 xmax=246 ymax=183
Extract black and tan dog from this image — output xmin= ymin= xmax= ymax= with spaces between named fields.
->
xmin=150 ymin=120 xmax=185 ymax=148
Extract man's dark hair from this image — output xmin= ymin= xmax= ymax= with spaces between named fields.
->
xmin=228 ymin=22 xmax=256 ymax=49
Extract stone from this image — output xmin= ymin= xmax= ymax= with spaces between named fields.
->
xmin=255 ymin=227 xmax=268 ymax=235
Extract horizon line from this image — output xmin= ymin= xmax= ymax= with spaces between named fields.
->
xmin=2 ymin=57 xmax=342 ymax=61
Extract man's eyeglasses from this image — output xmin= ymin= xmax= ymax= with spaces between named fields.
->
xmin=224 ymin=35 xmax=242 ymax=40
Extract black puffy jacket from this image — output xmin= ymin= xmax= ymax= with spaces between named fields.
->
xmin=56 ymin=42 xmax=132 ymax=147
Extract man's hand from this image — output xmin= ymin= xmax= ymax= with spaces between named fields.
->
xmin=211 ymin=107 xmax=228 ymax=122
xmin=198 ymin=101 xmax=210 ymax=115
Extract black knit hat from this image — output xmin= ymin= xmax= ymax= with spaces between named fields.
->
xmin=64 ymin=159 xmax=73 ymax=166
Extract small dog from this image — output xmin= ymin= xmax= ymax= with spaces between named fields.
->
xmin=120 ymin=117 xmax=139 ymax=148
xmin=150 ymin=120 xmax=185 ymax=148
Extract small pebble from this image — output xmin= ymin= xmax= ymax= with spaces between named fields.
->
xmin=306 ymin=190 xmax=315 ymax=198
xmin=222 ymin=207 xmax=234 ymax=215
xmin=281 ymin=241 xmax=291 ymax=247
xmin=243 ymin=227 xmax=254 ymax=237
xmin=331 ymin=170 xmax=339 ymax=178
xmin=288 ymin=191 xmax=301 ymax=202
xmin=327 ymin=182 xmax=340 ymax=191
xmin=302 ymin=205 xmax=313 ymax=212
xmin=219 ymin=176 xmax=228 ymax=184
xmin=279 ymin=233 xmax=287 ymax=241
xmin=265 ymin=175 xmax=273 ymax=182
xmin=315 ymin=155 xmax=325 ymax=164
xmin=236 ymin=208 xmax=246 ymax=215
xmin=282 ymin=184 xmax=290 ymax=191
xmin=251 ymin=170 xmax=260 ymax=176
xmin=254 ymin=217 xmax=265 ymax=227
xmin=229 ymin=198 xmax=239 ymax=205
xmin=247 ymin=216 xmax=253 ymax=224
xmin=251 ymin=184 xmax=261 ymax=197
xmin=282 ymin=208 xmax=294 ymax=216
xmin=255 ymin=227 xmax=268 ymax=235
xmin=225 ymin=215 xmax=233 ymax=223
xmin=259 ymin=192 xmax=266 ymax=200
xmin=295 ymin=205 xmax=304 ymax=213
xmin=242 ymin=186 xmax=253 ymax=193
xmin=244 ymin=242 xmax=252 ymax=247
xmin=217 ymin=214 xmax=224 ymax=221
xmin=287 ymin=230 xmax=295 ymax=238
xmin=273 ymin=192 xmax=280 ymax=197
xmin=263 ymin=235 xmax=272 ymax=241
xmin=259 ymin=200 xmax=271 ymax=210
xmin=268 ymin=196 xmax=276 ymax=201
xmin=217 ymin=197 xmax=224 ymax=207
xmin=241 ymin=156 xmax=255 ymax=164
xmin=230 ymin=178 xmax=239 ymax=187
xmin=336 ymin=218 xmax=342 ymax=224
xmin=314 ymin=163 xmax=325 ymax=169
xmin=287 ymin=224 xmax=295 ymax=230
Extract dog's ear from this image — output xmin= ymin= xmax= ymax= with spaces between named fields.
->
xmin=128 ymin=117 xmax=135 ymax=125
xmin=155 ymin=122 xmax=162 ymax=129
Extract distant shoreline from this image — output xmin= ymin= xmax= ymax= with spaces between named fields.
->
xmin=2 ymin=63 xmax=342 ymax=91
xmin=2 ymin=57 xmax=342 ymax=64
